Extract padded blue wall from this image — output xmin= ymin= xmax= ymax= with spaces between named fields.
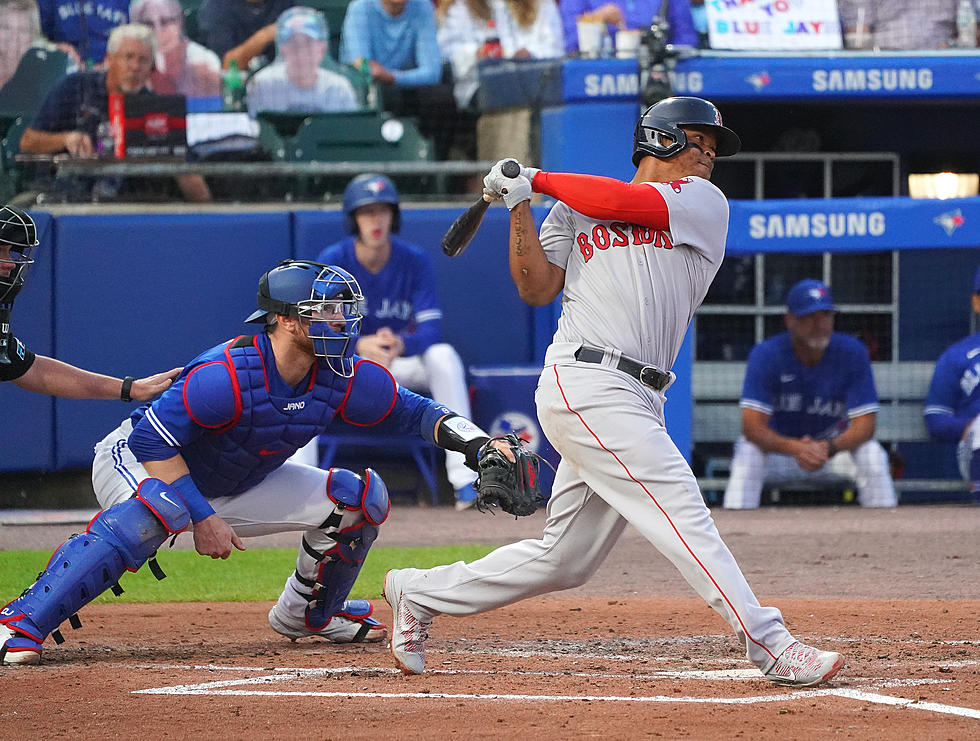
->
xmin=52 ymin=212 xmax=292 ymax=467
xmin=0 ymin=212 xmax=56 ymax=470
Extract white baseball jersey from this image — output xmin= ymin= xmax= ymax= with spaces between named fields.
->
xmin=539 ymin=176 xmax=729 ymax=369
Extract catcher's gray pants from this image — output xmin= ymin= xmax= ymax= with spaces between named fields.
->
xmin=398 ymin=359 xmax=796 ymax=671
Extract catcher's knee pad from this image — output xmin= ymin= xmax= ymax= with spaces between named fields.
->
xmin=0 ymin=478 xmax=189 ymax=649
xmin=301 ymin=468 xmax=388 ymax=628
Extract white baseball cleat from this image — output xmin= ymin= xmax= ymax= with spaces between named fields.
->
xmin=0 ymin=624 xmax=42 ymax=666
xmin=382 ymin=568 xmax=431 ymax=675
xmin=268 ymin=600 xmax=387 ymax=644
xmin=762 ymin=640 xmax=845 ymax=687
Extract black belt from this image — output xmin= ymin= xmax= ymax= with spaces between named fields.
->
xmin=574 ymin=345 xmax=671 ymax=391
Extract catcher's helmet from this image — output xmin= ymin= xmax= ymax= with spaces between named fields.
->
xmin=245 ymin=260 xmax=364 ymax=376
xmin=632 ymin=96 xmax=741 ymax=166
xmin=0 ymin=204 xmax=38 ymax=304
xmin=342 ymin=173 xmax=400 ymax=235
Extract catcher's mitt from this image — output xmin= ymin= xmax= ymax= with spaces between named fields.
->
xmin=474 ymin=434 xmax=545 ymax=517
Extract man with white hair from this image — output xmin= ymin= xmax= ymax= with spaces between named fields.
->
xmin=19 ymin=23 xmax=211 ymax=203
xmin=246 ymin=6 xmax=358 ymax=116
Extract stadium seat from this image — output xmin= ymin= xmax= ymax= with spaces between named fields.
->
xmin=304 ymin=0 xmax=352 ymax=60
xmin=287 ymin=111 xmax=433 ymax=162
xmin=0 ymin=116 xmax=28 ymax=201
xmin=0 ymin=47 xmax=70 ymax=119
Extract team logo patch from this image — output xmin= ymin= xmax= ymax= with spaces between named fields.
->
xmin=668 ymin=178 xmax=693 ymax=193
xmin=490 ymin=412 xmax=541 ymax=454
xmin=934 ymin=209 xmax=964 ymax=236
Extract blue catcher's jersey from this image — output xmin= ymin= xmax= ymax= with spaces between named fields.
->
xmin=127 ymin=333 xmax=436 ymax=498
xmin=316 ymin=237 xmax=443 ymax=357
xmin=924 ymin=331 xmax=980 ymax=442
xmin=740 ymin=332 xmax=879 ymax=440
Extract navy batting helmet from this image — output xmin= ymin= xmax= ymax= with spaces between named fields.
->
xmin=342 ymin=173 xmax=400 ymax=235
xmin=632 ymin=97 xmax=741 ymax=166
xmin=0 ymin=204 xmax=38 ymax=304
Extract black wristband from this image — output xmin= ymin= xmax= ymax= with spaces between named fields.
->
xmin=464 ymin=437 xmax=491 ymax=471
xmin=826 ymin=438 xmax=839 ymax=457
xmin=120 ymin=376 xmax=134 ymax=402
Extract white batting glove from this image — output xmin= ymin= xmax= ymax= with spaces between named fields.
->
xmin=520 ymin=165 xmax=540 ymax=183
xmin=482 ymin=187 xmax=502 ymax=202
xmin=485 ymin=172 xmax=531 ymax=209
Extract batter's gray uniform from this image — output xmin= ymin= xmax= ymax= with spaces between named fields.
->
xmin=395 ymin=176 xmax=797 ymax=671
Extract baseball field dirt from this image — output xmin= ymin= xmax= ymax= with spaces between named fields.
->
xmin=1 ymin=503 xmax=978 ymax=739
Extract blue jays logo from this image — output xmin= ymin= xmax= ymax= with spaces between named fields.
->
xmin=809 ymin=285 xmax=828 ymax=302
xmin=365 ymin=178 xmax=387 ymax=195
xmin=934 ymin=209 xmax=965 ymax=237
xmin=746 ymin=71 xmax=771 ymax=91
xmin=489 ymin=411 xmax=541 ymax=454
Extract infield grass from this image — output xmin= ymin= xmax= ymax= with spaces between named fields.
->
xmin=0 ymin=546 xmax=495 ymax=603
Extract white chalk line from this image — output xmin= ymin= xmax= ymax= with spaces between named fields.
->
xmin=131 ymin=664 xmax=980 ymax=719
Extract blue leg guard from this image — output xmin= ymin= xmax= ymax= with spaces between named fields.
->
xmin=0 ymin=479 xmax=189 ymax=663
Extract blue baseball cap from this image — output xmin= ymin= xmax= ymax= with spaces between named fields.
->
xmin=786 ymin=279 xmax=835 ymax=317
xmin=973 ymin=266 xmax=980 ymax=293
xmin=277 ymin=7 xmax=328 ymax=44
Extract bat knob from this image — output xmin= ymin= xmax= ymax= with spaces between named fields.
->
xmin=502 ymin=160 xmax=521 ymax=178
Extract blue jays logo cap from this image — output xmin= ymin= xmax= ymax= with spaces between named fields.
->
xmin=786 ymin=279 xmax=835 ymax=317
xmin=277 ymin=7 xmax=328 ymax=43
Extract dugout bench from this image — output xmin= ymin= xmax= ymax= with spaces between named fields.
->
xmin=692 ymin=361 xmax=969 ymax=505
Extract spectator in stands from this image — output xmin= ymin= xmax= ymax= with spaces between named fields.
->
xmin=246 ymin=6 xmax=358 ymax=116
xmin=340 ymin=0 xmax=462 ymax=159
xmin=839 ymin=0 xmax=958 ymax=50
xmin=198 ymin=0 xmax=293 ymax=70
xmin=36 ymin=0 xmax=129 ymax=66
xmin=0 ymin=0 xmax=42 ymax=90
xmin=559 ymin=0 xmax=697 ymax=56
xmin=315 ymin=173 xmax=480 ymax=511
xmin=131 ymin=0 xmax=222 ymax=98
xmin=723 ymin=279 xmax=897 ymax=509
xmin=18 ymin=23 xmax=212 ymax=203
xmin=436 ymin=0 xmax=564 ymax=109
xmin=924 ymin=266 xmax=980 ymax=500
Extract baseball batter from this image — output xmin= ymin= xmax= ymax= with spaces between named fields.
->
xmin=1 ymin=260 xmax=500 ymax=665
xmin=384 ymin=97 xmax=845 ymax=688
xmin=723 ymin=279 xmax=897 ymax=509
xmin=924 ymin=265 xmax=980 ymax=497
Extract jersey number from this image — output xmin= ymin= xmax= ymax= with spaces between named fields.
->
xmin=576 ymin=222 xmax=673 ymax=262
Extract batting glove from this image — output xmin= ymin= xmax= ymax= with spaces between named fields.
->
xmin=483 ymin=172 xmax=531 ymax=210
xmin=520 ymin=165 xmax=540 ymax=183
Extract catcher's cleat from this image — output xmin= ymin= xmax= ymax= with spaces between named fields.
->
xmin=268 ymin=600 xmax=386 ymax=644
xmin=762 ymin=640 xmax=845 ymax=687
xmin=0 ymin=623 xmax=42 ymax=666
xmin=382 ymin=568 xmax=430 ymax=675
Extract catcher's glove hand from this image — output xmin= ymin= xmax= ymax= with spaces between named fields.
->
xmin=474 ymin=434 xmax=545 ymax=517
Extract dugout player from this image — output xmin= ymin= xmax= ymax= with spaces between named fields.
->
xmin=382 ymin=97 xmax=846 ymax=688
xmin=723 ymin=279 xmax=897 ymax=509
xmin=315 ymin=174 xmax=480 ymax=510
xmin=0 ymin=204 xmax=178 ymax=400
xmin=924 ymin=266 xmax=980 ymax=500
xmin=1 ymin=259 xmax=503 ymax=665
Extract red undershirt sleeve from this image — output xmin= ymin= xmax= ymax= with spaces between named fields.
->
xmin=532 ymin=171 xmax=671 ymax=229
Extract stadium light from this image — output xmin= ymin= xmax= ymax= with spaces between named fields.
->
xmin=908 ymin=172 xmax=980 ymax=199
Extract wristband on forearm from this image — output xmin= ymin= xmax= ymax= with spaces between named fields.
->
xmin=826 ymin=438 xmax=839 ymax=457
xmin=120 ymin=376 xmax=134 ymax=402
xmin=434 ymin=415 xmax=490 ymax=470
xmin=170 ymin=474 xmax=216 ymax=523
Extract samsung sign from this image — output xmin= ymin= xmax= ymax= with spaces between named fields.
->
xmin=748 ymin=211 xmax=887 ymax=239
xmin=812 ymin=67 xmax=933 ymax=92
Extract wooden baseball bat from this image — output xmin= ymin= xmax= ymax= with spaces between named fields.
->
xmin=441 ymin=159 xmax=521 ymax=257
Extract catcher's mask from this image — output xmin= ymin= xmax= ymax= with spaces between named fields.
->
xmin=245 ymin=260 xmax=364 ymax=377
xmin=0 ymin=205 xmax=39 ymax=304
xmin=632 ymin=96 xmax=741 ymax=166
xmin=342 ymin=173 xmax=400 ymax=235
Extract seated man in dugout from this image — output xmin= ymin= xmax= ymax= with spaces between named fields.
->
xmin=723 ymin=279 xmax=898 ymax=509
xmin=18 ymin=23 xmax=211 ymax=203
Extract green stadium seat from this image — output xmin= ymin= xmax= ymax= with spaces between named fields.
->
xmin=287 ymin=110 xmax=433 ymax=162
xmin=0 ymin=47 xmax=70 ymax=119
xmin=303 ymin=0 xmax=352 ymax=60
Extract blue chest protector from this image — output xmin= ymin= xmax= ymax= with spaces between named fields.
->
xmin=179 ymin=336 xmax=350 ymax=496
